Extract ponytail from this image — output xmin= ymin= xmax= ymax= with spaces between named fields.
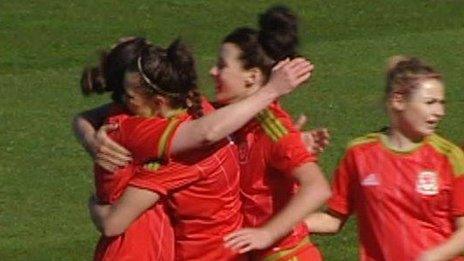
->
xmin=80 ymin=66 xmax=108 ymax=95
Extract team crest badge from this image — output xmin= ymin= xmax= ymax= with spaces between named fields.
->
xmin=416 ymin=171 xmax=439 ymax=195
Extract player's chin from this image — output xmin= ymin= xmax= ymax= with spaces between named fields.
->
xmin=418 ymin=127 xmax=436 ymax=138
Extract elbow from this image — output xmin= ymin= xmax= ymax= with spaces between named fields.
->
xmin=306 ymin=179 xmax=331 ymax=203
xmin=202 ymin=126 xmax=223 ymax=145
xmin=102 ymin=227 xmax=124 ymax=237
xmin=317 ymin=175 xmax=332 ymax=203
xmin=101 ymin=220 xmax=125 ymax=237
xmin=321 ymin=185 xmax=332 ymax=202
xmin=71 ymin=114 xmax=82 ymax=132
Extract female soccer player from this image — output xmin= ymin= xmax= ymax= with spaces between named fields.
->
xmin=304 ymin=56 xmax=464 ymax=261
xmin=80 ymin=38 xmax=314 ymax=260
xmin=215 ymin=6 xmax=331 ymax=260
xmin=77 ymin=37 xmax=177 ymax=261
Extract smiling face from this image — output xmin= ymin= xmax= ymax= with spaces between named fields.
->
xmin=394 ymin=78 xmax=445 ymax=140
xmin=209 ymin=43 xmax=258 ymax=105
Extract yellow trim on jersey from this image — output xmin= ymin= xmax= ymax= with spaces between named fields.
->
xmin=379 ymin=134 xmax=424 ymax=154
xmin=428 ymin=134 xmax=464 ymax=177
xmin=348 ymin=132 xmax=424 ymax=155
xmin=144 ymin=162 xmax=161 ymax=171
xmin=256 ymin=109 xmax=288 ymax=142
xmin=347 ymin=132 xmax=381 ymax=149
xmin=143 ymin=110 xmax=185 ymax=171
xmin=157 ymin=117 xmax=182 ymax=159
xmin=262 ymin=237 xmax=311 ymax=261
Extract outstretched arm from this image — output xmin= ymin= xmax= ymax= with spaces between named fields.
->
xmin=171 ymin=58 xmax=314 ymax=154
xmin=88 ymin=187 xmax=160 ymax=237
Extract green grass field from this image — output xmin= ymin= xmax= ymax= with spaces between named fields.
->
xmin=1 ymin=0 xmax=463 ymax=260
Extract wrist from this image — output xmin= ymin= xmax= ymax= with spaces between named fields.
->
xmin=260 ymin=83 xmax=280 ymax=100
xmin=261 ymin=224 xmax=282 ymax=243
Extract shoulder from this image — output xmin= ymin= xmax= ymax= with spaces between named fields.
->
xmin=120 ymin=116 xmax=170 ymax=136
xmin=346 ymin=132 xmax=382 ymax=151
xmin=255 ymin=102 xmax=295 ymax=142
xmin=427 ymin=134 xmax=464 ymax=176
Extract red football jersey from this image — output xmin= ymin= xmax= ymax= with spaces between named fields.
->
xmin=127 ymin=104 xmax=243 ymax=261
xmin=328 ymin=132 xmax=464 ymax=261
xmin=93 ymin=104 xmax=175 ymax=261
xmin=233 ymin=102 xmax=318 ymax=255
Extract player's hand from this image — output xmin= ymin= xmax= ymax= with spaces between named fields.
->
xmin=302 ymin=128 xmax=330 ymax=154
xmin=266 ymin=57 xmax=314 ymax=97
xmin=224 ymin=228 xmax=275 ymax=254
xmin=92 ymin=124 xmax=132 ymax=172
xmin=294 ymin=114 xmax=330 ymax=154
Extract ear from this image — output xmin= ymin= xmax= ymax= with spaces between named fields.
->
xmin=390 ymin=92 xmax=407 ymax=111
xmin=244 ymin=68 xmax=263 ymax=89
xmin=152 ymin=95 xmax=167 ymax=107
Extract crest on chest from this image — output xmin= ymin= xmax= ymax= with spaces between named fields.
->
xmin=416 ymin=170 xmax=439 ymax=196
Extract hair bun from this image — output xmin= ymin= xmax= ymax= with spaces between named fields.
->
xmin=80 ymin=66 xmax=107 ymax=95
xmin=167 ymin=38 xmax=194 ymax=67
xmin=258 ymin=5 xmax=298 ymax=61
xmin=387 ymin=55 xmax=410 ymax=71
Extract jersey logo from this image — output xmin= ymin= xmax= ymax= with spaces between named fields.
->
xmin=361 ymin=173 xmax=380 ymax=186
xmin=416 ymin=171 xmax=439 ymax=195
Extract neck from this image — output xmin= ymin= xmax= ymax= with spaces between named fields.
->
xmin=386 ymin=121 xmax=424 ymax=151
xmin=158 ymin=104 xmax=184 ymax=118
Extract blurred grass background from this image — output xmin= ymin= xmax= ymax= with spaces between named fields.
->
xmin=1 ymin=0 xmax=463 ymax=259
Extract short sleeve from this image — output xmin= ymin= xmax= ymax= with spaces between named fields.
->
xmin=450 ymin=146 xmax=464 ymax=217
xmin=327 ymin=149 xmax=356 ymax=216
xmin=128 ymin=163 xmax=204 ymax=196
xmin=452 ymin=175 xmax=464 ymax=216
xmin=270 ymin=131 xmax=317 ymax=176
xmin=446 ymin=146 xmax=464 ymax=217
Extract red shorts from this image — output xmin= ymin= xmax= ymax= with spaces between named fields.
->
xmin=254 ymin=237 xmax=323 ymax=261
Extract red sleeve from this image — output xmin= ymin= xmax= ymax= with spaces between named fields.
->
xmin=327 ymin=149 xmax=356 ymax=216
xmin=452 ymin=175 xmax=464 ymax=217
xmin=128 ymin=163 xmax=204 ymax=196
xmin=270 ymin=131 xmax=317 ymax=176
xmin=448 ymin=145 xmax=464 ymax=217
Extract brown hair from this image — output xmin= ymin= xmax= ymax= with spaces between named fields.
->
xmin=80 ymin=37 xmax=151 ymax=105
xmin=137 ymin=39 xmax=203 ymax=118
xmin=222 ymin=5 xmax=299 ymax=83
xmin=385 ymin=55 xmax=442 ymax=101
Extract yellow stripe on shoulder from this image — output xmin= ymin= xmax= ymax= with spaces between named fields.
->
xmin=256 ymin=109 xmax=288 ymax=142
xmin=428 ymin=134 xmax=464 ymax=177
xmin=157 ymin=117 xmax=182 ymax=160
xmin=347 ymin=132 xmax=381 ymax=149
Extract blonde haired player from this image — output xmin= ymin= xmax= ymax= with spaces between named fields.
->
xmin=305 ymin=56 xmax=464 ymax=261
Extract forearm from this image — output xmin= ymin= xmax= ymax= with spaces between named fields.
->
xmin=171 ymin=86 xmax=280 ymax=154
xmin=91 ymin=187 xmax=160 ymax=237
xmin=72 ymin=103 xmax=112 ymax=156
xmin=262 ymin=164 xmax=331 ymax=241
xmin=304 ymin=211 xmax=344 ymax=234
xmin=88 ymin=196 xmax=110 ymax=233
xmin=424 ymin=218 xmax=464 ymax=260
xmin=72 ymin=115 xmax=98 ymax=157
